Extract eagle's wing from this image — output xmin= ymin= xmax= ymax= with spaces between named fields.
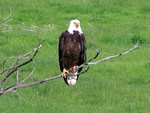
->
xmin=79 ymin=34 xmax=86 ymax=72
xmin=59 ymin=32 xmax=65 ymax=72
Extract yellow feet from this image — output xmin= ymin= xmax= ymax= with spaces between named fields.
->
xmin=61 ymin=68 xmax=69 ymax=78
xmin=62 ymin=66 xmax=78 ymax=78
xmin=70 ymin=66 xmax=78 ymax=73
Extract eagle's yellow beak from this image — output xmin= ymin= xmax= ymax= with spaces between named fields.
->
xmin=75 ymin=23 xmax=79 ymax=28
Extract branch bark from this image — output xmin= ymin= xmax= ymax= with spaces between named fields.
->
xmin=78 ymin=42 xmax=139 ymax=69
xmin=0 ymin=42 xmax=139 ymax=96
xmin=0 ymin=75 xmax=61 ymax=95
xmin=0 ymin=43 xmax=42 ymax=86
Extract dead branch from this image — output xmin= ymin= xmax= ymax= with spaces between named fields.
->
xmin=0 ymin=75 xmax=61 ymax=95
xmin=0 ymin=42 xmax=43 ymax=86
xmin=16 ymin=69 xmax=19 ymax=84
xmin=78 ymin=42 xmax=139 ymax=69
xmin=21 ymin=67 xmax=35 ymax=84
xmin=0 ymin=9 xmax=12 ymax=33
xmin=0 ymin=42 xmax=139 ymax=96
xmin=77 ymin=66 xmax=90 ymax=75
xmin=0 ymin=9 xmax=12 ymax=25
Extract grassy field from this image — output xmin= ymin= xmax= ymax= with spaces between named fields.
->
xmin=0 ymin=0 xmax=150 ymax=113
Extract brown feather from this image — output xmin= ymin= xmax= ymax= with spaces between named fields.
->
xmin=59 ymin=30 xmax=86 ymax=75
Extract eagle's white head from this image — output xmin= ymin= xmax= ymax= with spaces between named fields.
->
xmin=68 ymin=19 xmax=83 ymax=35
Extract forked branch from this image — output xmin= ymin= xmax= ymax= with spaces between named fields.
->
xmin=0 ymin=43 xmax=42 ymax=86
xmin=0 ymin=42 xmax=139 ymax=96
xmin=78 ymin=42 xmax=139 ymax=69
xmin=0 ymin=9 xmax=12 ymax=25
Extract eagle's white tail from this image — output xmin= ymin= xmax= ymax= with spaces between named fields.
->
xmin=66 ymin=73 xmax=78 ymax=85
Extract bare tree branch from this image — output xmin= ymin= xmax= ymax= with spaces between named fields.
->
xmin=16 ymin=69 xmax=19 ymax=84
xmin=0 ymin=42 xmax=43 ymax=86
xmin=21 ymin=68 xmax=35 ymax=84
xmin=77 ymin=66 xmax=90 ymax=75
xmin=0 ymin=75 xmax=61 ymax=95
xmin=78 ymin=42 xmax=139 ymax=69
xmin=0 ymin=9 xmax=12 ymax=33
xmin=0 ymin=9 xmax=12 ymax=25
xmin=0 ymin=42 xmax=139 ymax=96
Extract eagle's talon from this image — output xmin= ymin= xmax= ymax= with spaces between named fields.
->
xmin=70 ymin=66 xmax=78 ymax=73
xmin=62 ymin=68 xmax=69 ymax=78
xmin=61 ymin=73 xmax=66 ymax=78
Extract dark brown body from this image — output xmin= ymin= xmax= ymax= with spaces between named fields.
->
xmin=59 ymin=30 xmax=86 ymax=83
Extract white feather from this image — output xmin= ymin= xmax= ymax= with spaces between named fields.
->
xmin=67 ymin=79 xmax=77 ymax=85
xmin=66 ymin=75 xmax=77 ymax=85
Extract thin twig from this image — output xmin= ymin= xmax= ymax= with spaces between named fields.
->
xmin=79 ymin=42 xmax=139 ymax=69
xmin=21 ymin=68 xmax=35 ymax=84
xmin=78 ymin=48 xmax=100 ymax=70
xmin=16 ymin=69 xmax=19 ymax=84
xmin=0 ymin=9 xmax=12 ymax=25
xmin=88 ymin=42 xmax=139 ymax=65
xmin=78 ymin=66 xmax=90 ymax=75
xmin=0 ymin=75 xmax=62 ymax=95
xmin=0 ymin=42 xmax=43 ymax=86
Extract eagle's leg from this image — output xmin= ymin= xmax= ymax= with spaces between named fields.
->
xmin=62 ymin=68 xmax=69 ymax=78
xmin=70 ymin=65 xmax=78 ymax=73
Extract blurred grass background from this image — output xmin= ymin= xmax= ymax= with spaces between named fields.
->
xmin=0 ymin=0 xmax=150 ymax=113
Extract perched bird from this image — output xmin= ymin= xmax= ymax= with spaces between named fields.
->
xmin=58 ymin=19 xmax=86 ymax=85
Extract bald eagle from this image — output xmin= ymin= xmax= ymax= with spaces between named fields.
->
xmin=59 ymin=19 xmax=86 ymax=85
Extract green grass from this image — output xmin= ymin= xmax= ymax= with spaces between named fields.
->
xmin=0 ymin=0 xmax=150 ymax=113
